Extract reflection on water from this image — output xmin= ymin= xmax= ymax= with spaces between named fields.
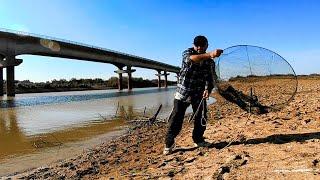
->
xmin=0 ymin=108 xmax=125 ymax=160
xmin=0 ymin=86 xmax=215 ymax=175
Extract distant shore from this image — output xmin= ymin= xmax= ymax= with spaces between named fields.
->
xmin=8 ymin=74 xmax=318 ymax=94
xmin=4 ymin=76 xmax=177 ymax=94
xmin=0 ymin=74 xmax=316 ymax=95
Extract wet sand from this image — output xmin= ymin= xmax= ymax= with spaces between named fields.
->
xmin=0 ymin=126 xmax=127 ymax=176
xmin=3 ymin=77 xmax=320 ymax=179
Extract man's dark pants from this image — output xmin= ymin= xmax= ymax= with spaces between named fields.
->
xmin=165 ymin=96 xmax=207 ymax=148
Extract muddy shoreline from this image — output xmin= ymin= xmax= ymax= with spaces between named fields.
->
xmin=0 ymin=127 xmax=128 ymax=177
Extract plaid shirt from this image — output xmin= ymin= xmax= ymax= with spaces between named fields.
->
xmin=175 ymin=48 xmax=216 ymax=101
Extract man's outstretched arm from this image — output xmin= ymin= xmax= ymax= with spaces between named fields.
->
xmin=190 ymin=49 xmax=223 ymax=63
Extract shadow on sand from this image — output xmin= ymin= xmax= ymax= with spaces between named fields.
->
xmin=173 ymin=131 xmax=320 ymax=154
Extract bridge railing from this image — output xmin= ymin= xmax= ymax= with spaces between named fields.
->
xmin=0 ymin=28 xmax=178 ymax=69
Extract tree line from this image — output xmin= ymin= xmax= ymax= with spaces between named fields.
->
xmin=3 ymin=77 xmax=176 ymax=94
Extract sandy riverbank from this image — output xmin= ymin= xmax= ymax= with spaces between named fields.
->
xmin=3 ymin=77 xmax=320 ymax=179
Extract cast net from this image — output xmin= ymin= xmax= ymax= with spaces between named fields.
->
xmin=215 ymin=45 xmax=297 ymax=114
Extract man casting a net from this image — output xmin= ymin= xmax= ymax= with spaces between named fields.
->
xmin=163 ymin=35 xmax=223 ymax=155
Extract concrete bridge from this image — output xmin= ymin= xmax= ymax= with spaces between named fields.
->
xmin=0 ymin=29 xmax=180 ymax=96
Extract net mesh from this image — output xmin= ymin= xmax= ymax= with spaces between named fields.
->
xmin=215 ymin=45 xmax=297 ymax=114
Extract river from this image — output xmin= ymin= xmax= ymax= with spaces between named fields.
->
xmin=0 ymin=86 xmax=215 ymax=176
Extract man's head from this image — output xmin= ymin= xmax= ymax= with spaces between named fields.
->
xmin=193 ymin=35 xmax=208 ymax=53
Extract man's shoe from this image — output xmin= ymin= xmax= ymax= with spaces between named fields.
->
xmin=194 ymin=141 xmax=211 ymax=148
xmin=163 ymin=143 xmax=175 ymax=155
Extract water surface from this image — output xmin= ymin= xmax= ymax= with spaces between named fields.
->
xmin=0 ymin=87 xmax=215 ymax=175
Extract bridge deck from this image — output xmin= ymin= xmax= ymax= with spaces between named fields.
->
xmin=0 ymin=28 xmax=180 ymax=73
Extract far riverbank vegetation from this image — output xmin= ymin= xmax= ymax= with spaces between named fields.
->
xmin=3 ymin=77 xmax=177 ymax=94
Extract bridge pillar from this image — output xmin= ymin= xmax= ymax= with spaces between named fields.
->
xmin=0 ymin=68 xmax=3 ymax=96
xmin=126 ymin=66 xmax=136 ymax=90
xmin=0 ymin=57 xmax=22 ymax=97
xmin=155 ymin=70 xmax=161 ymax=88
xmin=6 ymin=66 xmax=15 ymax=97
xmin=163 ymin=71 xmax=170 ymax=88
xmin=118 ymin=72 xmax=123 ymax=90
xmin=114 ymin=67 xmax=124 ymax=90
xmin=127 ymin=66 xmax=133 ymax=90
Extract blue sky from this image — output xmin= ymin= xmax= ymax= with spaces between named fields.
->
xmin=0 ymin=0 xmax=319 ymax=82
